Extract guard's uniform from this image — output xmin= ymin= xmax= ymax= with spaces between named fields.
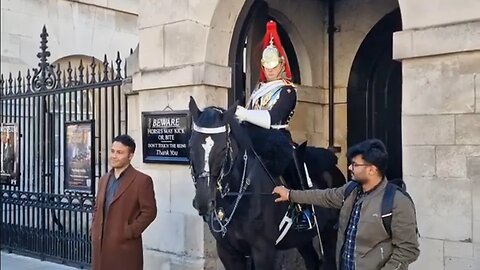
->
xmin=234 ymin=21 xmax=315 ymax=231
xmin=247 ymin=80 xmax=297 ymax=139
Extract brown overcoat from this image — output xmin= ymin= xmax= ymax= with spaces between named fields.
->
xmin=91 ymin=165 xmax=157 ymax=270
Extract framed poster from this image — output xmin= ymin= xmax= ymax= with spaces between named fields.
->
xmin=142 ymin=110 xmax=191 ymax=164
xmin=1 ymin=123 xmax=20 ymax=186
xmin=64 ymin=120 xmax=95 ymax=193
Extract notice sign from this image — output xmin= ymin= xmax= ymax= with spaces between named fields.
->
xmin=1 ymin=123 xmax=20 ymax=186
xmin=64 ymin=120 xmax=94 ymax=193
xmin=142 ymin=111 xmax=191 ymax=164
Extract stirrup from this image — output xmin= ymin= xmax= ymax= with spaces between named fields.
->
xmin=294 ymin=209 xmax=315 ymax=231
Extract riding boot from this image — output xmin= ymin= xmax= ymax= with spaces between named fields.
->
xmin=291 ymin=145 xmax=315 ymax=231
xmin=294 ymin=205 xmax=314 ymax=231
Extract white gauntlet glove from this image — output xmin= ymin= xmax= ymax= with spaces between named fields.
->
xmin=235 ymin=105 xmax=248 ymax=122
xmin=235 ymin=105 xmax=271 ymax=129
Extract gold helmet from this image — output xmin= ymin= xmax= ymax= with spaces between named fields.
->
xmin=259 ymin=20 xmax=291 ymax=81
xmin=261 ymin=37 xmax=283 ymax=69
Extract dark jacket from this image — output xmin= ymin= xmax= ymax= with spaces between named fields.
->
xmin=290 ymin=180 xmax=419 ymax=270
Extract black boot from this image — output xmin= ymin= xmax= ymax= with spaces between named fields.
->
xmin=294 ymin=205 xmax=315 ymax=231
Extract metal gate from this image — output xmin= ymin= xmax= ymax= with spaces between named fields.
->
xmin=0 ymin=26 xmax=129 ymax=268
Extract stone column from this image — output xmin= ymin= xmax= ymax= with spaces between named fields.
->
xmin=394 ymin=17 xmax=480 ymax=269
xmin=127 ymin=0 xmax=237 ymax=269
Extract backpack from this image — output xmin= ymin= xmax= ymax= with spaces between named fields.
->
xmin=343 ymin=179 xmax=418 ymax=238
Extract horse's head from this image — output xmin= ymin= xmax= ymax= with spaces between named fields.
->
xmin=188 ymin=97 xmax=238 ymax=216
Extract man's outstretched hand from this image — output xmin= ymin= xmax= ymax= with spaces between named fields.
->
xmin=272 ymin=186 xmax=290 ymax=202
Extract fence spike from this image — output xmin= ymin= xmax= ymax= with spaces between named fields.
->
xmin=56 ymin=63 xmax=62 ymax=89
xmin=102 ymin=55 xmax=109 ymax=82
xmin=0 ymin=74 xmax=4 ymax=96
xmin=8 ymin=72 xmax=13 ymax=95
xmin=16 ymin=71 xmax=23 ymax=94
xmin=26 ymin=69 xmax=32 ymax=92
xmin=78 ymin=59 xmax=85 ymax=84
xmin=90 ymin=56 xmax=97 ymax=84
xmin=115 ymin=51 xmax=122 ymax=80
xmin=67 ymin=61 xmax=73 ymax=86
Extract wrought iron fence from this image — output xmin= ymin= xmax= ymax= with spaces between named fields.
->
xmin=1 ymin=26 xmax=130 ymax=268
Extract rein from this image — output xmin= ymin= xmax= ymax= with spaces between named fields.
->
xmin=223 ymin=192 xmax=276 ymax=196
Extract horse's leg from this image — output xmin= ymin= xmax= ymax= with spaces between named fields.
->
xmin=297 ymin=241 xmax=321 ymax=270
xmin=217 ymin=242 xmax=247 ymax=270
xmin=250 ymin=242 xmax=276 ymax=270
xmin=320 ymin=226 xmax=338 ymax=270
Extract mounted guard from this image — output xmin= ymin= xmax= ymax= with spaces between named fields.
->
xmin=234 ymin=20 xmax=314 ymax=232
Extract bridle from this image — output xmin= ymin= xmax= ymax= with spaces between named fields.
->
xmin=190 ymin=122 xmax=235 ymax=197
xmin=190 ymin=120 xmax=250 ymax=236
xmin=189 ymin=116 xmax=280 ymax=237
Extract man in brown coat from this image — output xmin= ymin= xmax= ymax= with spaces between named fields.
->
xmin=273 ymin=139 xmax=419 ymax=270
xmin=91 ymin=134 xmax=157 ymax=270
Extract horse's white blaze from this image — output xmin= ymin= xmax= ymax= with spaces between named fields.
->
xmin=202 ymin=136 xmax=214 ymax=185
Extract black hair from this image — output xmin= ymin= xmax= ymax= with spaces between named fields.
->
xmin=113 ymin=134 xmax=136 ymax=153
xmin=347 ymin=138 xmax=388 ymax=176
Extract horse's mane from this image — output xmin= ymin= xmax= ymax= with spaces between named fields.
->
xmin=204 ymin=106 xmax=225 ymax=112
xmin=227 ymin=117 xmax=254 ymax=152
xmin=196 ymin=106 xmax=255 ymax=152
xmin=229 ymin=120 xmax=292 ymax=178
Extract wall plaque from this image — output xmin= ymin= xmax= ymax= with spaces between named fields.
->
xmin=142 ymin=110 xmax=191 ymax=164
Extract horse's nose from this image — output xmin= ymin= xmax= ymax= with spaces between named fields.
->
xmin=192 ymin=198 xmax=198 ymax=210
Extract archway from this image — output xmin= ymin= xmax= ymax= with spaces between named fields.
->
xmin=347 ymin=9 xmax=403 ymax=179
xmin=228 ymin=1 xmax=301 ymax=106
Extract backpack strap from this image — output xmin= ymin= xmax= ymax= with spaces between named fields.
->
xmin=382 ymin=182 xmax=418 ymax=238
xmin=343 ymin=181 xmax=359 ymax=202
xmin=381 ymin=183 xmax=397 ymax=238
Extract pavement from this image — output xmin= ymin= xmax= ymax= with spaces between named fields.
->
xmin=1 ymin=252 xmax=80 ymax=270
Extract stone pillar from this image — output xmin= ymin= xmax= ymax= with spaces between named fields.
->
xmin=394 ymin=18 xmax=480 ymax=269
xmin=127 ymin=0 xmax=236 ymax=269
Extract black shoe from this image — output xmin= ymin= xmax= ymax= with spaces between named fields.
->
xmin=294 ymin=209 xmax=314 ymax=231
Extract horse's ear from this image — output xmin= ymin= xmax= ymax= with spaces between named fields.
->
xmin=223 ymin=100 xmax=239 ymax=122
xmin=298 ymin=141 xmax=308 ymax=153
xmin=189 ymin=96 xmax=201 ymax=122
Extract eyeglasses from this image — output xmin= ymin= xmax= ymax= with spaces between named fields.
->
xmin=350 ymin=162 xmax=371 ymax=170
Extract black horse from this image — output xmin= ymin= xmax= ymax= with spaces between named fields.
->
xmin=188 ymin=97 xmax=345 ymax=270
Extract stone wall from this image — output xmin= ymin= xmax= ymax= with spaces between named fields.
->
xmin=1 ymin=0 xmax=138 ymax=74
xmin=265 ymin=0 xmax=400 ymax=173
xmin=130 ymin=0 xmax=236 ymax=268
xmin=395 ymin=19 xmax=480 ymax=270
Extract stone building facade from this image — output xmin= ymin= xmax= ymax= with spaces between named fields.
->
xmin=1 ymin=0 xmax=138 ymax=73
xmin=2 ymin=0 xmax=479 ymax=269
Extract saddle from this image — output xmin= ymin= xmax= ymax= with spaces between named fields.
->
xmin=245 ymin=125 xmax=315 ymax=235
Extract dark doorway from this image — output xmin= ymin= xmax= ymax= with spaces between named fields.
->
xmin=347 ymin=9 xmax=403 ymax=180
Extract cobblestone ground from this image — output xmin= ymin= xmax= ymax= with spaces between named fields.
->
xmin=0 ymin=252 xmax=79 ymax=270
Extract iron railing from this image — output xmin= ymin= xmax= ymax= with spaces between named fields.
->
xmin=1 ymin=26 xmax=130 ymax=268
